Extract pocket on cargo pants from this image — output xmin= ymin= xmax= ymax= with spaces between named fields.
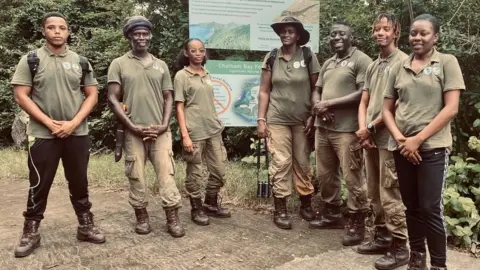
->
xmin=384 ymin=159 xmax=399 ymax=188
xmin=125 ymin=155 xmax=139 ymax=179
xmin=349 ymin=141 xmax=363 ymax=170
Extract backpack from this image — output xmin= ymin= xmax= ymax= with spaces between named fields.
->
xmin=26 ymin=50 xmax=90 ymax=88
xmin=266 ymin=46 xmax=312 ymax=77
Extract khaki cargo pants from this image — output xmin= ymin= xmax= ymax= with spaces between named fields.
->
xmin=267 ymin=124 xmax=314 ymax=198
xmin=124 ymin=130 xmax=181 ymax=210
xmin=183 ymin=134 xmax=227 ymax=198
xmin=364 ymin=148 xmax=407 ymax=239
xmin=315 ymin=128 xmax=368 ymax=211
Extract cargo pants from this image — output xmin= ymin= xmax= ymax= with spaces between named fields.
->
xmin=183 ymin=134 xmax=227 ymax=198
xmin=124 ymin=130 xmax=181 ymax=210
xmin=364 ymin=148 xmax=407 ymax=239
xmin=315 ymin=127 xmax=368 ymax=211
xmin=267 ymin=124 xmax=314 ymax=198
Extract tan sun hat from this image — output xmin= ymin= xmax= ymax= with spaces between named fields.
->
xmin=270 ymin=16 xmax=310 ymax=46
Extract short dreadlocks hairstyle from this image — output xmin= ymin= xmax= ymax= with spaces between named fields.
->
xmin=372 ymin=14 xmax=401 ymax=46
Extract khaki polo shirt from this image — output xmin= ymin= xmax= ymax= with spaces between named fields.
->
xmin=364 ymin=49 xmax=408 ymax=149
xmin=384 ymin=49 xmax=465 ymax=151
xmin=108 ymin=51 xmax=172 ymax=128
xmin=261 ymin=46 xmax=321 ymax=125
xmin=174 ymin=68 xmax=224 ymax=141
xmin=10 ymin=46 xmax=97 ymax=139
xmin=315 ymin=47 xmax=372 ymax=132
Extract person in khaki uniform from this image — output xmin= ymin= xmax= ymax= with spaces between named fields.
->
xmin=174 ymin=38 xmax=231 ymax=226
xmin=309 ymin=21 xmax=372 ymax=247
xmin=107 ymin=16 xmax=185 ymax=238
xmin=257 ymin=17 xmax=320 ymax=230
xmin=355 ymin=14 xmax=409 ymax=270
xmin=11 ymin=12 xmax=105 ymax=258
xmin=383 ymin=14 xmax=465 ymax=270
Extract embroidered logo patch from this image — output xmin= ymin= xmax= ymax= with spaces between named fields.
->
xmin=300 ymin=60 xmax=306 ymax=67
xmin=341 ymin=60 xmax=347 ymax=67
xmin=347 ymin=61 xmax=354 ymax=68
xmin=205 ymin=79 xmax=213 ymax=85
xmin=293 ymin=61 xmax=301 ymax=69
xmin=72 ymin=64 xmax=80 ymax=71
xmin=62 ymin=62 xmax=71 ymax=69
xmin=423 ymin=67 xmax=432 ymax=75
xmin=432 ymin=63 xmax=441 ymax=75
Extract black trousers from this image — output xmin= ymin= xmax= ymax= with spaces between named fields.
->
xmin=23 ymin=136 xmax=92 ymax=221
xmin=393 ymin=148 xmax=449 ymax=268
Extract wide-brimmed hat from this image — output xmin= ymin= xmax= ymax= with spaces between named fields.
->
xmin=271 ymin=16 xmax=310 ymax=46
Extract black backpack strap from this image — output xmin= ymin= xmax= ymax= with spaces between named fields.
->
xmin=267 ymin=48 xmax=278 ymax=72
xmin=78 ymin=56 xmax=90 ymax=87
xmin=302 ymin=46 xmax=312 ymax=75
xmin=27 ymin=50 xmax=39 ymax=82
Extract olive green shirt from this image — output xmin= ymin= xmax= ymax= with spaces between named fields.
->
xmin=364 ymin=49 xmax=408 ymax=149
xmin=384 ymin=49 xmax=466 ymax=151
xmin=174 ymin=68 xmax=224 ymax=141
xmin=10 ymin=46 xmax=97 ymax=139
xmin=315 ymin=47 xmax=373 ymax=132
xmin=261 ymin=46 xmax=321 ymax=125
xmin=108 ymin=51 xmax=172 ymax=128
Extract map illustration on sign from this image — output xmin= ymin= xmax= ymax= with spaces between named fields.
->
xmin=205 ymin=60 xmax=262 ymax=127
xmin=189 ymin=0 xmax=320 ymax=52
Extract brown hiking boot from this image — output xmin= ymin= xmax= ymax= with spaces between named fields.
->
xmin=134 ymin=208 xmax=151 ymax=234
xmin=309 ymin=203 xmax=345 ymax=229
xmin=406 ymin=251 xmax=427 ymax=270
xmin=204 ymin=194 xmax=231 ymax=218
xmin=299 ymin=195 xmax=315 ymax=221
xmin=273 ymin=197 xmax=292 ymax=229
xmin=374 ymin=238 xmax=409 ymax=270
xmin=357 ymin=226 xmax=392 ymax=254
xmin=77 ymin=212 xmax=105 ymax=243
xmin=14 ymin=220 xmax=41 ymax=258
xmin=165 ymin=208 xmax=185 ymax=238
xmin=342 ymin=210 xmax=366 ymax=246
xmin=189 ymin=196 xmax=209 ymax=226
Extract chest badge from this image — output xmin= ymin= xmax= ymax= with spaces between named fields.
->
xmin=423 ymin=67 xmax=432 ymax=75
xmin=300 ymin=60 xmax=307 ymax=67
xmin=72 ymin=64 xmax=80 ymax=71
xmin=341 ymin=60 xmax=347 ymax=67
xmin=293 ymin=61 xmax=301 ymax=69
xmin=62 ymin=62 xmax=71 ymax=70
xmin=347 ymin=61 xmax=354 ymax=68
xmin=205 ymin=79 xmax=213 ymax=85
xmin=432 ymin=63 xmax=441 ymax=75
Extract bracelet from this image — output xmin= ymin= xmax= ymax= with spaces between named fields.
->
xmin=257 ymin=118 xmax=266 ymax=122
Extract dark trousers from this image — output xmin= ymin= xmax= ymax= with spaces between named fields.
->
xmin=393 ymin=148 xmax=449 ymax=268
xmin=23 ymin=136 xmax=92 ymax=221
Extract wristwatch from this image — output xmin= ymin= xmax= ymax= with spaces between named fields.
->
xmin=367 ymin=122 xmax=376 ymax=134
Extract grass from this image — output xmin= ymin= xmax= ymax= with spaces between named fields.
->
xmin=0 ymin=147 xmax=276 ymax=210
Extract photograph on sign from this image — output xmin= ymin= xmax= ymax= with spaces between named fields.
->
xmin=189 ymin=0 xmax=319 ymax=52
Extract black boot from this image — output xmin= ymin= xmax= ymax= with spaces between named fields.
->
xmin=165 ymin=208 xmax=186 ymax=238
xmin=273 ymin=197 xmax=292 ymax=229
xmin=309 ymin=203 xmax=345 ymax=229
xmin=134 ymin=208 xmax=151 ymax=235
xmin=430 ymin=267 xmax=447 ymax=270
xmin=204 ymin=193 xmax=231 ymax=218
xmin=357 ymin=226 xmax=392 ymax=254
xmin=76 ymin=212 xmax=106 ymax=243
xmin=406 ymin=251 xmax=427 ymax=270
xmin=299 ymin=195 xmax=315 ymax=221
xmin=189 ymin=196 xmax=209 ymax=226
xmin=341 ymin=210 xmax=366 ymax=246
xmin=14 ymin=220 xmax=41 ymax=258
xmin=374 ymin=237 xmax=409 ymax=270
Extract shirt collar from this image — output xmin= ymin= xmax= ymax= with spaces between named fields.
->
xmin=333 ymin=47 xmax=356 ymax=62
xmin=184 ymin=66 xmax=209 ymax=77
xmin=278 ymin=46 xmax=302 ymax=59
xmin=43 ymin=45 xmax=69 ymax=57
xmin=378 ymin=48 xmax=399 ymax=63
xmin=403 ymin=48 xmax=440 ymax=69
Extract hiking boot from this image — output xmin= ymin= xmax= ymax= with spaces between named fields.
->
xmin=204 ymin=193 xmax=231 ymax=218
xmin=299 ymin=194 xmax=315 ymax=221
xmin=76 ymin=212 xmax=106 ymax=243
xmin=406 ymin=251 xmax=427 ymax=270
xmin=357 ymin=226 xmax=392 ymax=254
xmin=273 ymin=197 xmax=292 ymax=229
xmin=430 ymin=267 xmax=447 ymax=270
xmin=342 ymin=210 xmax=366 ymax=246
xmin=165 ymin=208 xmax=185 ymax=238
xmin=134 ymin=208 xmax=151 ymax=234
xmin=374 ymin=238 xmax=409 ymax=270
xmin=14 ymin=220 xmax=41 ymax=258
xmin=189 ymin=196 xmax=209 ymax=226
xmin=309 ymin=203 xmax=345 ymax=229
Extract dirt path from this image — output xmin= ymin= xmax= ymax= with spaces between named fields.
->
xmin=0 ymin=180 xmax=477 ymax=270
